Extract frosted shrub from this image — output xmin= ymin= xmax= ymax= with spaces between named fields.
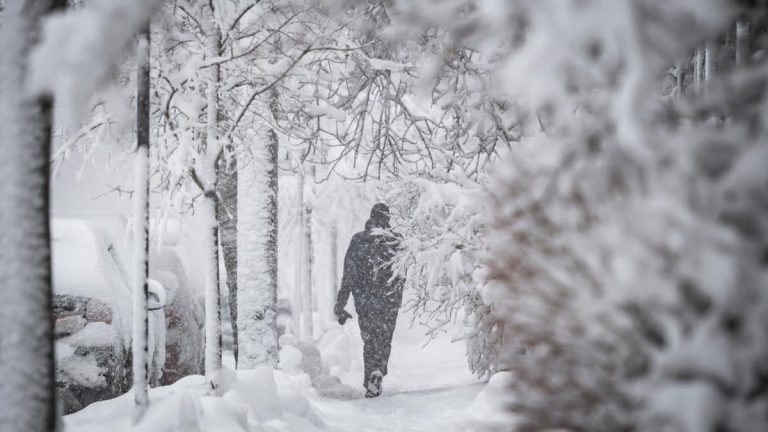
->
xmin=464 ymin=1 xmax=768 ymax=430
xmin=387 ymin=175 xmax=507 ymax=378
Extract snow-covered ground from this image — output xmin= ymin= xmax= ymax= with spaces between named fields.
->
xmin=64 ymin=310 xmax=506 ymax=431
xmin=311 ymin=312 xmax=485 ymax=432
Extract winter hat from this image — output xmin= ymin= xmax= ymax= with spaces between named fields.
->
xmin=370 ymin=203 xmax=390 ymax=221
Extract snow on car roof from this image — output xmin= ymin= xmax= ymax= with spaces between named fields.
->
xmin=52 ymin=218 xmax=130 ymax=301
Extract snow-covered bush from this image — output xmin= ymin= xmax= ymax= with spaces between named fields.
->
xmin=387 ymin=174 xmax=505 ymax=379
xmin=445 ymin=1 xmax=768 ymax=430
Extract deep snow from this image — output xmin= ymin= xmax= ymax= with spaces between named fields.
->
xmin=64 ymin=309 xmax=503 ymax=431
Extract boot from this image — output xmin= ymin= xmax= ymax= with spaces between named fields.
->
xmin=365 ymin=370 xmax=383 ymax=398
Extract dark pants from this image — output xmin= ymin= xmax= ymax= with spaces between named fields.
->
xmin=358 ymin=308 xmax=398 ymax=389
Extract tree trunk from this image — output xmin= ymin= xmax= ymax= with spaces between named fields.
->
xmin=736 ymin=20 xmax=748 ymax=65
xmin=704 ymin=41 xmax=717 ymax=85
xmin=675 ymin=62 xmax=685 ymax=98
xmin=216 ymin=156 xmax=238 ymax=362
xmin=203 ymin=21 xmax=223 ymax=393
xmin=292 ymin=174 xmax=303 ymax=336
xmin=0 ymin=1 xmax=63 ymax=431
xmin=131 ymin=22 xmax=151 ymax=426
xmin=203 ymin=198 xmax=222 ymax=387
xmin=300 ymin=166 xmax=315 ymax=339
xmin=694 ymin=46 xmax=704 ymax=92
xmin=328 ymin=222 xmax=340 ymax=326
xmin=236 ymin=85 xmax=280 ymax=368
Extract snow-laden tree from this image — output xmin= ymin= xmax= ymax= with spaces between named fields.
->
xmin=0 ymin=2 xmax=63 ymax=430
xmin=290 ymin=0 xmax=522 ymax=377
xmin=251 ymin=1 xmax=521 ymax=377
xmin=150 ymin=0 xmax=229 ymax=387
xmin=236 ymin=67 xmax=280 ymax=367
xmin=152 ymin=0 xmax=332 ymax=367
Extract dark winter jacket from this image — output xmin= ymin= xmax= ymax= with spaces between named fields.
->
xmin=335 ymin=217 xmax=404 ymax=317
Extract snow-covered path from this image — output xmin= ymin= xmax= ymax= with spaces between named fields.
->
xmin=63 ymin=309 xmax=492 ymax=432
xmin=310 ymin=312 xmax=486 ymax=431
xmin=312 ymin=383 xmax=484 ymax=431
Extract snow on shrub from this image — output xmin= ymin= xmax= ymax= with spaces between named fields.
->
xmin=467 ymin=1 xmax=768 ymax=430
xmin=386 ymin=173 xmax=505 ymax=379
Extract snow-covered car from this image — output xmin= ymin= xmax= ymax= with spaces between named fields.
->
xmin=52 ymin=215 xmax=204 ymax=414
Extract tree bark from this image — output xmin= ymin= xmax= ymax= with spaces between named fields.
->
xmin=203 ymin=21 xmax=223 ymax=392
xmin=327 ymin=222 xmax=340 ymax=326
xmin=694 ymin=46 xmax=704 ymax=92
xmin=736 ymin=20 xmax=748 ymax=66
xmin=203 ymin=198 xmax=222 ymax=388
xmin=0 ymin=1 xmax=64 ymax=431
xmin=675 ymin=62 xmax=685 ymax=99
xmin=300 ymin=166 xmax=315 ymax=339
xmin=292 ymin=173 xmax=303 ymax=336
xmin=704 ymin=41 xmax=717 ymax=85
xmin=216 ymin=155 xmax=238 ymax=362
xmin=131 ymin=22 xmax=151 ymax=426
xmin=236 ymin=84 xmax=280 ymax=368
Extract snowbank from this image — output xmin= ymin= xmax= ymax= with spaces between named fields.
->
xmin=279 ymin=334 xmax=360 ymax=400
xmin=65 ymin=368 xmax=326 ymax=432
xmin=464 ymin=371 xmax=519 ymax=428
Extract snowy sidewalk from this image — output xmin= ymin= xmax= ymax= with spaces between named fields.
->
xmin=311 ymin=383 xmax=484 ymax=432
xmin=310 ymin=312 xmax=486 ymax=431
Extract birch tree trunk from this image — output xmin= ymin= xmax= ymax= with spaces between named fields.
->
xmin=236 ymin=86 xmax=279 ymax=368
xmin=131 ymin=23 xmax=151 ymax=426
xmin=300 ymin=166 xmax=315 ymax=339
xmin=0 ymin=1 xmax=62 ymax=431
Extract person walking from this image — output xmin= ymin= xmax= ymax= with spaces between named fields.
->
xmin=334 ymin=203 xmax=404 ymax=398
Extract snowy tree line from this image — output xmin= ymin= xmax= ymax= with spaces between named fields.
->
xmin=1 ymin=0 xmax=514 ymax=427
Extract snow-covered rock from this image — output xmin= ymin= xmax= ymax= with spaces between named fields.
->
xmin=55 ymin=315 xmax=87 ymax=338
xmin=311 ymin=374 xmax=359 ymax=400
xmin=279 ymin=337 xmax=323 ymax=378
xmin=84 ymin=298 xmax=113 ymax=324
